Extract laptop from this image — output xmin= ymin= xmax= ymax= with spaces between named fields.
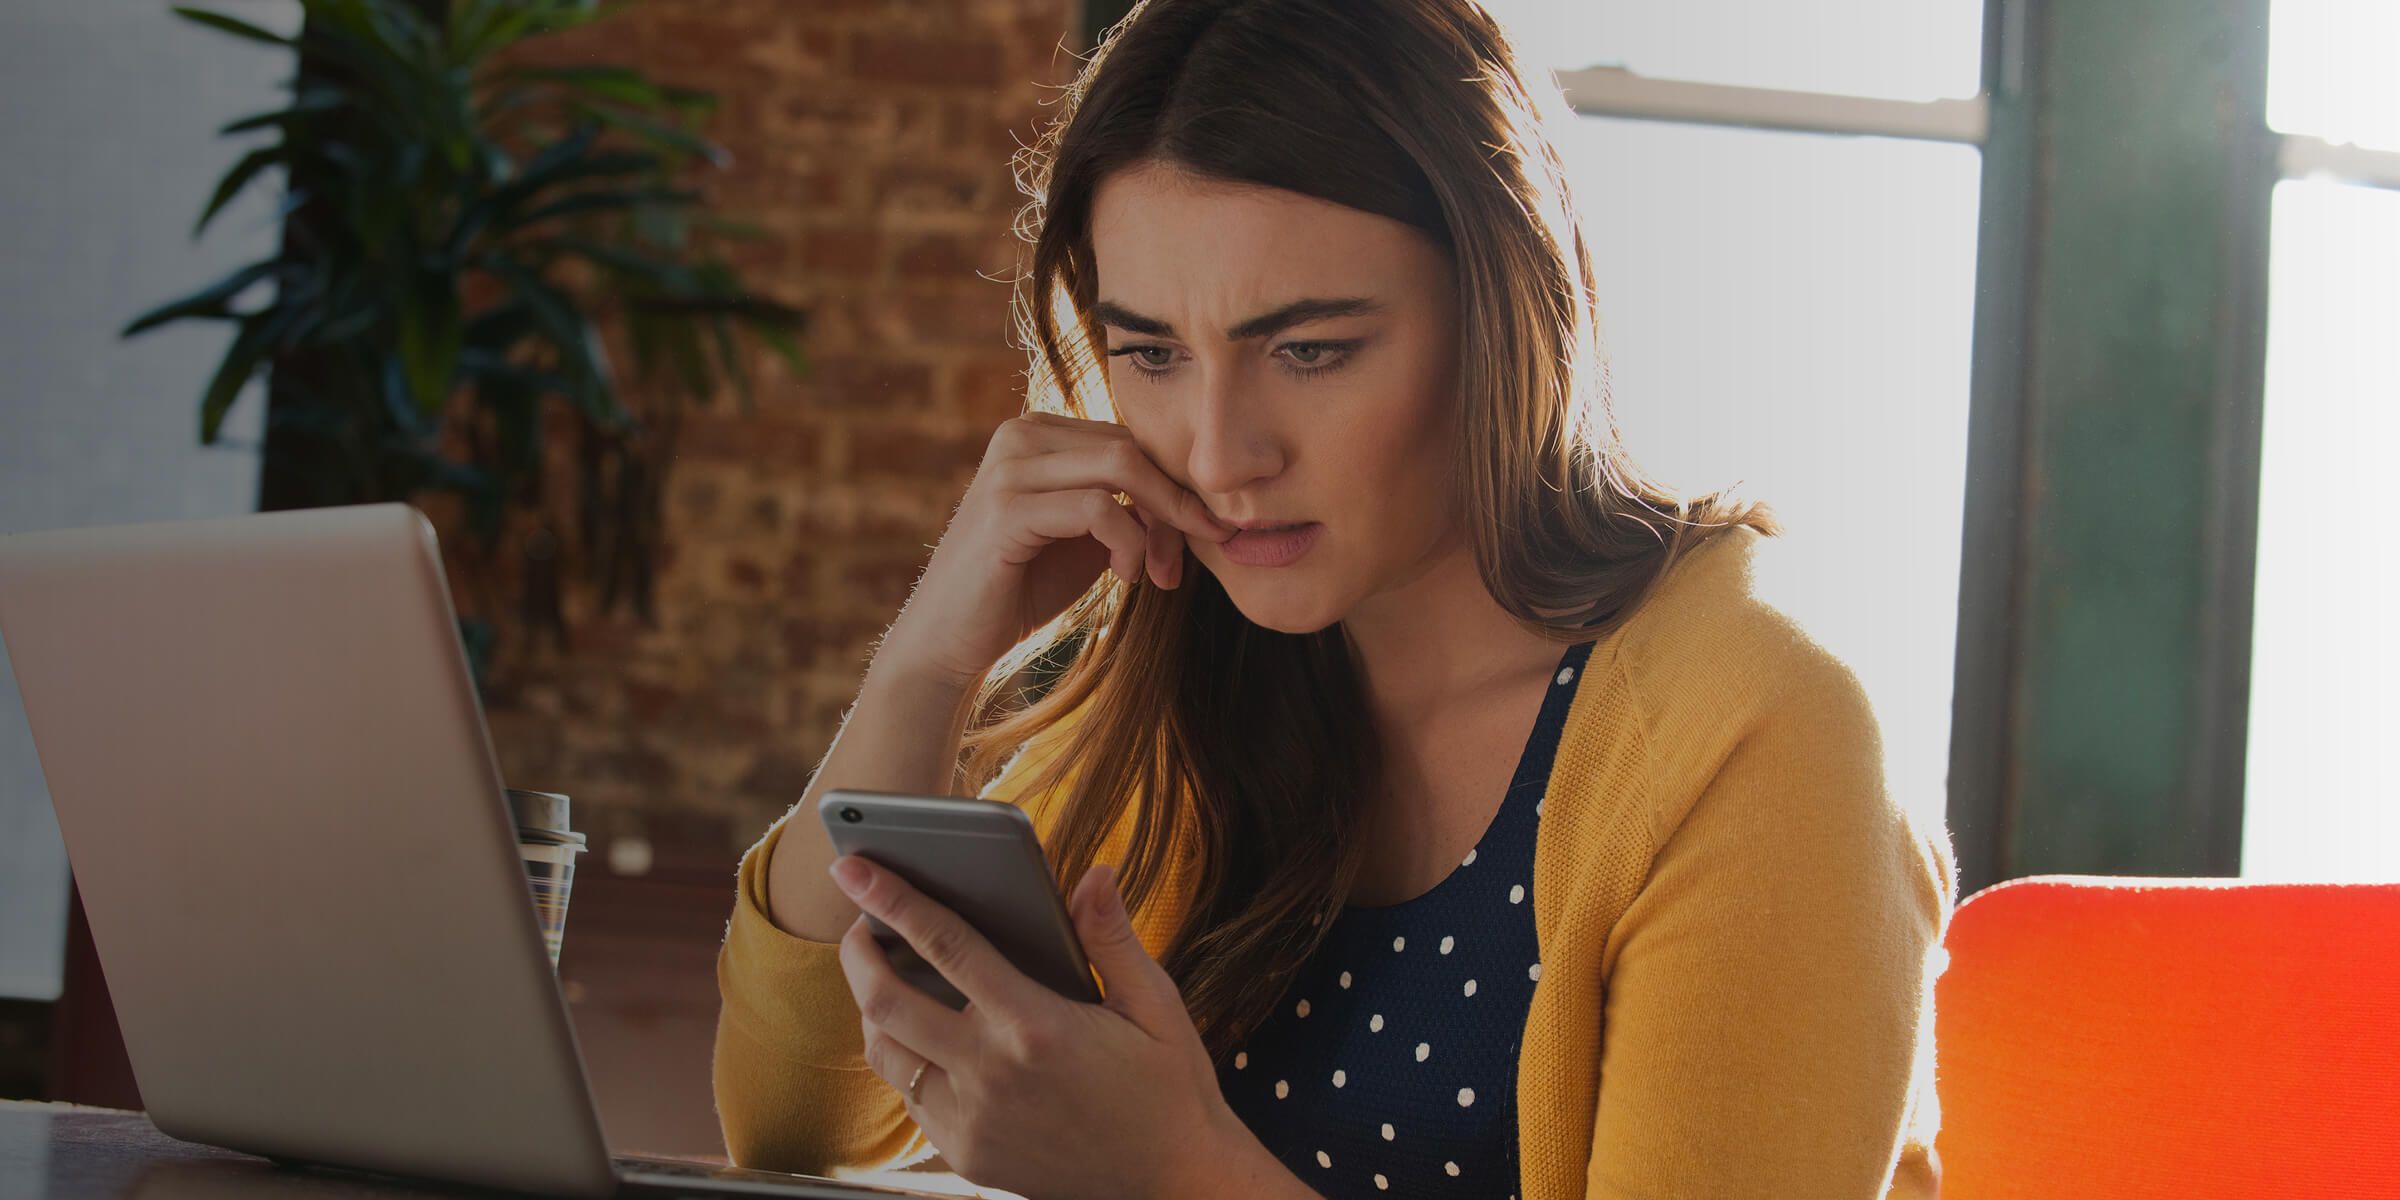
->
xmin=0 ymin=503 xmax=946 ymax=1198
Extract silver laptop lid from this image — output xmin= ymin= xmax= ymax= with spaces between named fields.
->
xmin=0 ymin=503 xmax=617 ymax=1198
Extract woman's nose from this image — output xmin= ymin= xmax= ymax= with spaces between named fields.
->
xmin=1180 ymin=376 xmax=1284 ymax=497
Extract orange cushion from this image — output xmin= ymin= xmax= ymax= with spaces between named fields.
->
xmin=1934 ymin=875 xmax=2400 ymax=1198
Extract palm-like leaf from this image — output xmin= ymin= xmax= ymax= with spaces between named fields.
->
xmin=127 ymin=0 xmax=809 ymax=682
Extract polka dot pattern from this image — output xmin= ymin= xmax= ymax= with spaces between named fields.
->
xmin=1215 ymin=639 xmax=1595 ymax=1199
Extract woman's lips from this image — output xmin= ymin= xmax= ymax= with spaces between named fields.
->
xmin=1219 ymin=521 xmax=1322 ymax=568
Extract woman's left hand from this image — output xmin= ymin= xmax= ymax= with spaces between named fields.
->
xmin=828 ymin=854 xmax=1254 ymax=1200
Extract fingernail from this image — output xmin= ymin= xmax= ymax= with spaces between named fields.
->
xmin=1097 ymin=864 xmax=1126 ymax=920
xmin=829 ymin=857 xmax=869 ymax=897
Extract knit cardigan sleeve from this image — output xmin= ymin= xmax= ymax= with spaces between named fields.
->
xmin=710 ymin=714 xmax=1087 ymax=1175
xmin=1585 ymin=646 xmax=1954 ymax=1198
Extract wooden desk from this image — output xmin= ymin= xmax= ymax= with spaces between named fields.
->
xmin=0 ymin=1100 xmax=507 ymax=1198
xmin=0 ymin=1101 xmax=1017 ymax=1199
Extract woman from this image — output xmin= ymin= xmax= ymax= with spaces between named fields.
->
xmin=714 ymin=0 xmax=1955 ymax=1196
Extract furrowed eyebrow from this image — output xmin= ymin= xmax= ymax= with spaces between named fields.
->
xmin=1093 ymin=296 xmax=1383 ymax=341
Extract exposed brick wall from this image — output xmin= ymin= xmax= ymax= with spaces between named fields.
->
xmin=445 ymin=0 xmax=1082 ymax=866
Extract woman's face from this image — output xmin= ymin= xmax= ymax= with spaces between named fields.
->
xmin=1089 ymin=159 xmax=1463 ymax=634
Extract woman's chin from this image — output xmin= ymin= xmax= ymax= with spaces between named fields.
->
xmin=1215 ymin=575 xmax=1344 ymax=635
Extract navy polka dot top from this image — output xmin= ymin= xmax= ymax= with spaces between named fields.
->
xmin=1216 ymin=638 xmax=1596 ymax=1199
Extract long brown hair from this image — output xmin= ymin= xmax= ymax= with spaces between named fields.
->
xmin=961 ymin=0 xmax=1775 ymax=1056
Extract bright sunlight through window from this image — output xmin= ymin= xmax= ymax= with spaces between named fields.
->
xmin=1556 ymin=117 xmax=1983 ymax=831
xmin=2239 ymin=0 xmax=2400 ymax=881
xmin=2267 ymin=0 xmax=2400 ymax=153
xmin=1486 ymin=0 xmax=1985 ymax=102
xmin=2240 ymin=179 xmax=2400 ymax=883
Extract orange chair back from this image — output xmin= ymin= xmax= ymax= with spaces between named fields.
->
xmin=1933 ymin=875 xmax=2400 ymax=1198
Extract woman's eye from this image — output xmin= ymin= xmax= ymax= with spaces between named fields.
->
xmin=1106 ymin=339 xmax=1360 ymax=382
xmin=1106 ymin=345 xmax=1176 ymax=377
xmin=1277 ymin=340 xmax=1358 ymax=377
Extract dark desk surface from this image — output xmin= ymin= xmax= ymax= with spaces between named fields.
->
xmin=0 ymin=1100 xmax=1011 ymax=1200
xmin=0 ymin=1100 xmax=536 ymax=1199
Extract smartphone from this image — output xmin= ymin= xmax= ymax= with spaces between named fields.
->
xmin=819 ymin=788 xmax=1102 ymax=1010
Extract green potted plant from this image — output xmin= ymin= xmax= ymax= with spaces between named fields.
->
xmin=122 ymin=0 xmax=805 ymax=686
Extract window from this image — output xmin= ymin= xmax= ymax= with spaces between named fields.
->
xmin=1486 ymin=2 xmax=1989 ymax=828
xmin=2265 ymin=0 xmax=2400 ymax=155
xmin=1498 ymin=0 xmax=1984 ymax=102
xmin=2239 ymin=0 xmax=2400 ymax=882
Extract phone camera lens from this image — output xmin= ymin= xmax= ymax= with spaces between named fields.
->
xmin=839 ymin=806 xmax=863 ymax=824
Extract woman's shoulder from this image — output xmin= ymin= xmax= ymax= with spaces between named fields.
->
xmin=1585 ymin=524 xmax=1883 ymax=813
xmin=1608 ymin=524 xmax=1857 ymax=687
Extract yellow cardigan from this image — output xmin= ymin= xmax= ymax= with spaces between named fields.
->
xmin=713 ymin=526 xmax=1956 ymax=1198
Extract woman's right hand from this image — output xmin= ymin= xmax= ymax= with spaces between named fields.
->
xmin=875 ymin=411 xmax=1238 ymax=690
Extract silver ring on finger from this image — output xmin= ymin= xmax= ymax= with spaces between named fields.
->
xmin=905 ymin=1061 xmax=928 ymax=1104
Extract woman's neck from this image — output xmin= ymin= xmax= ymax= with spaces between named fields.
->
xmin=1340 ymin=535 xmax=1564 ymax=725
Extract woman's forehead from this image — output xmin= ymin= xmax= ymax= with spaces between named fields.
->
xmin=1090 ymin=165 xmax=1446 ymax=329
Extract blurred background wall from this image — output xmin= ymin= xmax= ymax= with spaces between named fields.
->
xmin=452 ymin=0 xmax=1075 ymax=1154
xmin=472 ymin=0 xmax=1066 ymax=869
xmin=0 ymin=0 xmax=290 ymax=1093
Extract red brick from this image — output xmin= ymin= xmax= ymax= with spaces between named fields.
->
xmin=568 ymin=744 xmax=679 ymax=790
xmin=673 ymin=475 xmax=722 ymax=521
xmin=738 ymin=747 xmax=821 ymax=801
xmin=782 ymin=617 xmax=889 ymax=671
xmin=789 ymin=29 xmax=842 ymax=74
xmin=941 ymin=98 xmax=1044 ymax=153
xmin=787 ymin=169 xmax=850 ymax=209
xmin=747 ymin=489 xmax=789 ymax=532
xmin=776 ymin=481 xmax=937 ymax=539
xmin=800 ymin=226 xmax=883 ymax=277
xmin=623 ymin=677 xmax=680 ymax=724
xmin=677 ymin=414 xmax=819 ymax=466
xmin=952 ymin=357 xmax=1035 ymax=424
xmin=776 ymin=551 xmax=821 ymax=599
xmin=799 ymin=356 xmax=937 ymax=410
xmin=839 ymin=549 xmax=932 ymax=607
xmin=780 ymin=89 xmax=897 ymax=144
xmin=872 ymin=163 xmax=992 ymax=213
xmin=851 ymin=33 xmax=1003 ymax=88
xmin=894 ymin=232 xmax=1013 ymax=279
xmin=890 ymin=288 xmax=1017 ymax=349
xmin=726 ymin=554 xmax=768 ymax=591
xmin=571 ymin=616 xmax=652 ymax=656
xmin=844 ymin=425 xmax=991 ymax=480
